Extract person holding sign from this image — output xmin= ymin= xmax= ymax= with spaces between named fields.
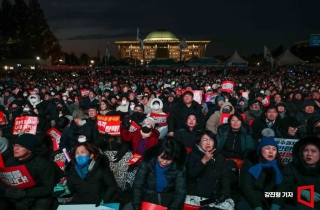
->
xmin=147 ymin=98 xmax=168 ymax=139
xmin=123 ymin=137 xmax=187 ymax=210
xmin=0 ymin=134 xmax=55 ymax=210
xmin=59 ymin=142 xmax=121 ymax=206
xmin=283 ymin=136 xmax=320 ymax=209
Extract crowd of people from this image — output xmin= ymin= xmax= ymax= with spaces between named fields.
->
xmin=0 ymin=66 xmax=319 ymax=210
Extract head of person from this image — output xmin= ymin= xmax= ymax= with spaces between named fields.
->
xmin=133 ymin=103 xmax=144 ymax=119
xmin=264 ymin=105 xmax=279 ymax=122
xmin=273 ymin=94 xmax=282 ymax=103
xmin=250 ymin=100 xmax=262 ymax=111
xmin=257 ymin=135 xmax=281 ymax=163
xmin=88 ymin=105 xmax=98 ymax=119
xmin=301 ymin=100 xmax=316 ymax=114
xmin=129 ymin=92 xmax=135 ymax=101
xmin=13 ymin=134 xmax=37 ymax=160
xmin=293 ymin=137 xmax=320 ymax=169
xmin=71 ymin=142 xmax=100 ymax=167
xmin=141 ymin=117 xmax=155 ymax=134
xmin=196 ymin=130 xmax=216 ymax=152
xmin=228 ymin=113 xmax=244 ymax=132
xmin=121 ymin=96 xmax=128 ymax=106
xmin=167 ymin=94 xmax=175 ymax=103
xmin=183 ymin=91 xmax=194 ymax=105
xmin=216 ymin=96 xmax=225 ymax=107
xmin=72 ymin=110 xmax=86 ymax=127
xmin=275 ymin=101 xmax=287 ymax=114
xmin=156 ymin=137 xmax=182 ymax=168
xmin=57 ymin=116 xmax=70 ymax=130
xmin=150 ymin=98 xmax=163 ymax=112
xmin=67 ymin=96 xmax=75 ymax=105
xmin=142 ymin=96 xmax=149 ymax=105
xmin=279 ymin=116 xmax=300 ymax=137
xmin=186 ymin=113 xmax=197 ymax=130
xmin=99 ymin=100 xmax=110 ymax=111
xmin=88 ymin=91 xmax=95 ymax=99
xmin=129 ymin=101 xmax=136 ymax=111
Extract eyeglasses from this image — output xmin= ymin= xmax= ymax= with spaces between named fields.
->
xmin=13 ymin=144 xmax=23 ymax=148
xmin=201 ymin=138 xmax=214 ymax=143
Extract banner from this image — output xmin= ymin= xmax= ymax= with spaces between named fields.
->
xmin=262 ymin=95 xmax=270 ymax=107
xmin=0 ymin=112 xmax=8 ymax=125
xmin=128 ymin=154 xmax=142 ymax=165
xmin=221 ymin=81 xmax=235 ymax=93
xmin=141 ymin=202 xmax=166 ymax=210
xmin=46 ymin=128 xmax=62 ymax=152
xmin=220 ymin=113 xmax=245 ymax=125
xmin=191 ymin=90 xmax=203 ymax=105
xmin=274 ymin=138 xmax=299 ymax=164
xmin=0 ymin=165 xmax=36 ymax=189
xmin=80 ymin=89 xmax=90 ymax=97
xmin=264 ymin=45 xmax=275 ymax=64
xmin=129 ymin=121 xmax=141 ymax=133
xmin=12 ymin=116 xmax=38 ymax=135
xmin=150 ymin=112 xmax=168 ymax=126
xmin=97 ymin=115 xmax=121 ymax=136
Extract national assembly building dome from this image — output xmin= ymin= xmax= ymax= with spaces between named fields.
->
xmin=144 ymin=30 xmax=179 ymax=41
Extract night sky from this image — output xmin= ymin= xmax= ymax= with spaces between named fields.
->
xmin=39 ymin=0 xmax=320 ymax=58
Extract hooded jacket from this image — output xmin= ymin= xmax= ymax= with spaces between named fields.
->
xmin=132 ymin=142 xmax=187 ymax=209
xmin=206 ymin=102 xmax=235 ymax=134
xmin=251 ymin=113 xmax=282 ymax=142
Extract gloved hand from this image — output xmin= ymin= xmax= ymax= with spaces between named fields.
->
xmin=53 ymin=185 xmax=65 ymax=197
xmin=5 ymin=188 xmax=26 ymax=199
xmin=113 ymin=149 xmax=127 ymax=162
xmin=213 ymin=194 xmax=227 ymax=205
xmin=122 ymin=118 xmax=131 ymax=130
xmin=127 ymin=163 xmax=138 ymax=172
xmin=270 ymin=204 xmax=281 ymax=210
xmin=314 ymin=192 xmax=320 ymax=202
xmin=133 ymin=205 xmax=141 ymax=210
xmin=301 ymin=190 xmax=311 ymax=202
xmin=95 ymin=199 xmax=104 ymax=207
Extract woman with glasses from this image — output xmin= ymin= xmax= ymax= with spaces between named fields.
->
xmin=185 ymin=130 xmax=234 ymax=209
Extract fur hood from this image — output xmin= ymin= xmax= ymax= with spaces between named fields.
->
xmin=142 ymin=139 xmax=187 ymax=170
xmin=27 ymin=94 xmax=41 ymax=108
xmin=149 ymin=98 xmax=163 ymax=112
xmin=219 ymin=102 xmax=235 ymax=114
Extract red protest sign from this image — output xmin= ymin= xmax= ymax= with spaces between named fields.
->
xmin=128 ymin=154 xmax=142 ymax=165
xmin=0 ymin=112 xmax=8 ymax=125
xmin=184 ymin=203 xmax=201 ymax=210
xmin=221 ymin=81 xmax=235 ymax=93
xmin=129 ymin=121 xmax=141 ymax=133
xmin=28 ymin=90 xmax=37 ymax=94
xmin=141 ymin=202 xmax=167 ymax=210
xmin=12 ymin=116 xmax=38 ymax=135
xmin=220 ymin=113 xmax=245 ymax=125
xmin=80 ymin=89 xmax=90 ymax=97
xmin=262 ymin=95 xmax=270 ymax=107
xmin=97 ymin=115 xmax=120 ymax=136
xmin=55 ymin=161 xmax=65 ymax=170
xmin=75 ymin=96 xmax=79 ymax=104
xmin=46 ymin=128 xmax=62 ymax=152
xmin=150 ymin=112 xmax=168 ymax=126
xmin=226 ymin=158 xmax=244 ymax=169
xmin=0 ymin=165 xmax=36 ymax=189
xmin=191 ymin=90 xmax=203 ymax=105
xmin=0 ymin=153 xmax=4 ymax=168
xmin=204 ymin=93 xmax=213 ymax=103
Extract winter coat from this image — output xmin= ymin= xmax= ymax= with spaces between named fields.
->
xmin=239 ymin=150 xmax=286 ymax=209
xmin=64 ymin=155 xmax=119 ymax=204
xmin=168 ymin=100 xmax=205 ymax=133
xmin=81 ymin=97 xmax=99 ymax=111
xmin=251 ymin=114 xmax=282 ymax=142
xmin=0 ymin=154 xmax=55 ymax=209
xmin=243 ymin=109 xmax=263 ymax=125
xmin=283 ymin=137 xmax=320 ymax=209
xmin=286 ymin=91 xmax=304 ymax=115
xmin=66 ymin=102 xmax=79 ymax=115
xmin=186 ymin=144 xmax=231 ymax=198
xmin=206 ymin=102 xmax=235 ymax=134
xmin=163 ymin=101 xmax=176 ymax=114
xmin=174 ymin=125 xmax=203 ymax=150
xmin=216 ymin=124 xmax=255 ymax=159
xmin=132 ymin=142 xmax=187 ymax=209
xmin=121 ymin=128 xmax=160 ymax=155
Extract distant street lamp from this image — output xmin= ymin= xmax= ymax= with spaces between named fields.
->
xmin=90 ymin=60 xmax=94 ymax=64
xmin=36 ymin=56 xmax=40 ymax=60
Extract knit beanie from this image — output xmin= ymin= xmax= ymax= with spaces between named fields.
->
xmin=14 ymin=134 xmax=37 ymax=152
xmin=257 ymin=136 xmax=278 ymax=154
xmin=143 ymin=117 xmax=155 ymax=128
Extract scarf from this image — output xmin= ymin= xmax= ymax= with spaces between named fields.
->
xmin=155 ymin=158 xmax=172 ymax=192
xmin=74 ymin=159 xmax=96 ymax=180
xmin=279 ymin=110 xmax=286 ymax=119
xmin=248 ymin=159 xmax=283 ymax=185
xmin=250 ymin=109 xmax=263 ymax=118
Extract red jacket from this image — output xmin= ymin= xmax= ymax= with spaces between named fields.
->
xmin=121 ymin=128 xmax=160 ymax=155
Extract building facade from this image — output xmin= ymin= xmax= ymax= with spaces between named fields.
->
xmin=115 ymin=30 xmax=210 ymax=62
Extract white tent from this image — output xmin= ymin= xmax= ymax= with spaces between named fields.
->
xmin=224 ymin=50 xmax=248 ymax=66
xmin=275 ymin=49 xmax=305 ymax=66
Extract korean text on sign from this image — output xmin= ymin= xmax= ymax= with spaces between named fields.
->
xmin=12 ymin=116 xmax=38 ymax=135
xmin=0 ymin=165 xmax=36 ymax=189
xmin=97 ymin=115 xmax=120 ymax=136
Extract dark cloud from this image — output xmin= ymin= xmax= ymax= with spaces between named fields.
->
xmin=37 ymin=0 xmax=320 ymax=57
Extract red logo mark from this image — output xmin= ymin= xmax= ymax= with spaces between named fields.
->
xmin=297 ymin=185 xmax=314 ymax=209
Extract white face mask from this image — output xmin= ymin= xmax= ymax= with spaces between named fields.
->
xmin=78 ymin=120 xmax=86 ymax=126
xmin=153 ymin=104 xmax=160 ymax=110
xmin=23 ymin=108 xmax=30 ymax=112
xmin=225 ymin=99 xmax=229 ymax=102
xmin=78 ymin=136 xmax=86 ymax=142
xmin=130 ymin=105 xmax=135 ymax=111
xmin=62 ymin=96 xmax=67 ymax=101
xmin=121 ymin=100 xmax=127 ymax=105
xmin=51 ymin=92 xmax=55 ymax=96
xmin=29 ymin=98 xmax=37 ymax=103
xmin=23 ymin=93 xmax=28 ymax=97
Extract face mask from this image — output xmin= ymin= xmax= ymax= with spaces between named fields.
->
xmin=225 ymin=99 xmax=229 ymax=102
xmin=130 ymin=105 xmax=135 ymax=111
xmin=78 ymin=120 xmax=86 ymax=126
xmin=141 ymin=126 xmax=152 ymax=134
xmin=29 ymin=98 xmax=37 ymax=103
xmin=23 ymin=108 xmax=30 ymax=112
xmin=315 ymin=127 xmax=320 ymax=134
xmin=121 ymin=100 xmax=127 ymax=105
xmin=75 ymin=155 xmax=90 ymax=167
xmin=78 ymin=136 xmax=86 ymax=143
xmin=23 ymin=93 xmax=28 ymax=97
xmin=153 ymin=104 xmax=160 ymax=110
xmin=62 ymin=96 xmax=67 ymax=101
xmin=134 ymin=111 xmax=143 ymax=118
xmin=67 ymin=101 xmax=73 ymax=105
xmin=51 ymin=92 xmax=55 ymax=96
xmin=222 ymin=107 xmax=231 ymax=114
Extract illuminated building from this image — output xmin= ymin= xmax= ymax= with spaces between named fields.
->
xmin=115 ymin=29 xmax=210 ymax=62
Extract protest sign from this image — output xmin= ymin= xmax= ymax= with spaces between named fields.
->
xmin=0 ymin=165 xmax=36 ymax=189
xmin=275 ymin=138 xmax=299 ymax=164
xmin=129 ymin=121 xmax=141 ymax=133
xmin=12 ymin=116 xmax=38 ymax=135
xmin=150 ymin=112 xmax=168 ymax=126
xmin=128 ymin=154 xmax=142 ymax=165
xmin=80 ymin=89 xmax=90 ymax=97
xmin=262 ymin=95 xmax=270 ymax=107
xmin=141 ymin=202 xmax=167 ymax=210
xmin=221 ymin=81 xmax=234 ymax=93
xmin=46 ymin=128 xmax=61 ymax=151
xmin=97 ymin=115 xmax=120 ymax=136
xmin=0 ymin=112 xmax=8 ymax=125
